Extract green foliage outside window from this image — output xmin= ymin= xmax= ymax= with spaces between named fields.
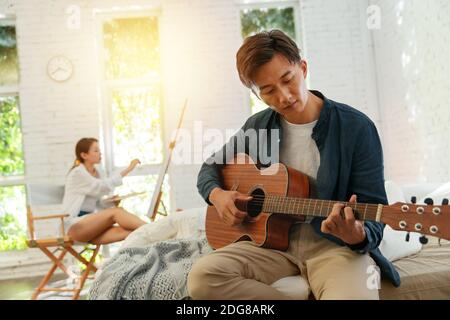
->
xmin=0 ymin=26 xmax=19 ymax=85
xmin=111 ymin=88 xmax=163 ymax=167
xmin=240 ymin=7 xmax=296 ymax=39
xmin=102 ymin=16 xmax=166 ymax=215
xmin=103 ymin=17 xmax=160 ymax=80
xmin=0 ymin=185 xmax=27 ymax=251
xmin=1 ymin=25 xmax=27 ymax=252
xmin=103 ymin=17 xmax=163 ymax=167
xmin=0 ymin=96 xmax=24 ymax=176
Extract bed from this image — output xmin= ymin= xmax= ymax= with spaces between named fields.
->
xmin=89 ymin=206 xmax=450 ymax=300
xmin=380 ymin=237 xmax=450 ymax=299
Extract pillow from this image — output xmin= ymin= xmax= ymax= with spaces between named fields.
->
xmin=271 ymin=275 xmax=310 ymax=300
xmin=384 ymin=180 xmax=406 ymax=204
xmin=379 ymin=181 xmax=422 ymax=262
xmin=122 ymin=207 xmax=208 ymax=250
xmin=419 ymin=181 xmax=450 ymax=205
xmin=378 ymin=225 xmax=422 ymax=262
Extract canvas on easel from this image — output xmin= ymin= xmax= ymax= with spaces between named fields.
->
xmin=147 ymin=99 xmax=188 ymax=221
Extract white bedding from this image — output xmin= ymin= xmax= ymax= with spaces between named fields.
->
xmin=120 ymin=207 xmax=207 ymax=250
xmin=120 ymin=206 xmax=309 ymax=299
xmin=123 ymin=203 xmax=418 ymax=263
xmin=111 ymin=201 xmax=418 ymax=300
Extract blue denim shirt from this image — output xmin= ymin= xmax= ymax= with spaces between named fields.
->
xmin=197 ymin=90 xmax=401 ymax=287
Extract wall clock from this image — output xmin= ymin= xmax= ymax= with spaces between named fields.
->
xmin=47 ymin=55 xmax=73 ymax=82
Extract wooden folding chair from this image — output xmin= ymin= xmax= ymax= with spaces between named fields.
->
xmin=25 ymin=184 xmax=101 ymax=300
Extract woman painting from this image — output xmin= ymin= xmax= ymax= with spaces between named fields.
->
xmin=62 ymin=138 xmax=147 ymax=244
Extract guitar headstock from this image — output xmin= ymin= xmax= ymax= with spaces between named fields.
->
xmin=381 ymin=198 xmax=450 ymax=241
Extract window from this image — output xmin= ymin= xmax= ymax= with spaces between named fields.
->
xmin=0 ymin=24 xmax=19 ymax=86
xmin=0 ymin=20 xmax=27 ymax=251
xmin=239 ymin=1 xmax=302 ymax=115
xmin=96 ymin=13 xmax=170 ymax=220
xmin=0 ymin=185 xmax=27 ymax=251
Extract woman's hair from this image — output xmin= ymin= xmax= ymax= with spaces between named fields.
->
xmin=236 ymin=29 xmax=302 ymax=89
xmin=69 ymin=138 xmax=98 ymax=172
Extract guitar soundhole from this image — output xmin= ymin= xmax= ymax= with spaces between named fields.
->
xmin=247 ymin=188 xmax=265 ymax=217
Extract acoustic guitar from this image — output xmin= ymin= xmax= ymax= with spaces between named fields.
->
xmin=205 ymin=154 xmax=450 ymax=251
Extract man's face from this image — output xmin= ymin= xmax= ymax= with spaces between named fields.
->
xmin=252 ymin=53 xmax=309 ymax=117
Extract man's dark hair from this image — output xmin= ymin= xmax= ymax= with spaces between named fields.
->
xmin=236 ymin=29 xmax=302 ymax=89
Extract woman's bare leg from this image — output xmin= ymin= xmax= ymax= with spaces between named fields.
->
xmin=89 ymin=226 xmax=132 ymax=245
xmin=106 ymin=207 xmax=147 ymax=230
xmin=67 ymin=207 xmax=147 ymax=243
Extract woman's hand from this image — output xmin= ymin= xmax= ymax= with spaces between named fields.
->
xmin=128 ymin=159 xmax=141 ymax=171
xmin=120 ymin=159 xmax=141 ymax=177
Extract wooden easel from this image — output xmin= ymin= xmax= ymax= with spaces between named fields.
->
xmin=148 ymin=99 xmax=188 ymax=221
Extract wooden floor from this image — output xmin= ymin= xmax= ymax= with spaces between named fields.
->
xmin=0 ymin=274 xmax=92 ymax=300
xmin=0 ymin=243 xmax=122 ymax=300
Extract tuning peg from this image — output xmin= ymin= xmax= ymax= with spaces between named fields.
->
xmin=442 ymin=198 xmax=449 ymax=205
xmin=410 ymin=196 xmax=417 ymax=204
xmin=419 ymin=235 xmax=429 ymax=244
xmin=424 ymin=198 xmax=434 ymax=205
xmin=405 ymin=232 xmax=410 ymax=242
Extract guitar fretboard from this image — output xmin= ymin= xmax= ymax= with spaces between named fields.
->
xmin=261 ymin=195 xmax=382 ymax=222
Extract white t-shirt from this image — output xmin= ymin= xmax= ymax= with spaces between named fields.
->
xmin=279 ymin=117 xmax=320 ymax=222
xmin=62 ymin=165 xmax=122 ymax=230
xmin=79 ymin=195 xmax=98 ymax=213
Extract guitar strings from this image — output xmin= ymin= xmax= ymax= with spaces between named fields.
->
xmin=242 ymin=195 xmax=368 ymax=206
xmin=242 ymin=194 xmax=376 ymax=206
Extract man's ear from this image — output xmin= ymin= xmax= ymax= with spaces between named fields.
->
xmin=300 ymin=59 xmax=308 ymax=79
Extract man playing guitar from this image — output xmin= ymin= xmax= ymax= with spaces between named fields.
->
xmin=188 ymin=30 xmax=400 ymax=300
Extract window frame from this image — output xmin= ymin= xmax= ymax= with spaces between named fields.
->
xmin=94 ymin=9 xmax=166 ymax=177
xmin=0 ymin=17 xmax=25 ymax=188
xmin=94 ymin=9 xmax=174 ymax=213
xmin=0 ymin=17 xmax=28 ymax=252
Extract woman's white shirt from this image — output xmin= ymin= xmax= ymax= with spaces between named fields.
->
xmin=62 ymin=164 xmax=123 ymax=230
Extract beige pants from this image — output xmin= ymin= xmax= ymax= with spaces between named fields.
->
xmin=187 ymin=223 xmax=379 ymax=300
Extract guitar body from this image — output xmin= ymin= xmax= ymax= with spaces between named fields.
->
xmin=205 ymin=154 xmax=310 ymax=251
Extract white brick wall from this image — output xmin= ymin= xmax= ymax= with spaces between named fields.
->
xmin=12 ymin=0 xmax=101 ymax=184
xmin=160 ymin=0 xmax=246 ymax=209
xmin=370 ymin=0 xmax=450 ymax=184
xmin=301 ymin=0 xmax=381 ymax=126
xmin=0 ymin=0 xmax=383 ymax=210
xmin=0 ymin=0 xmax=391 ymax=279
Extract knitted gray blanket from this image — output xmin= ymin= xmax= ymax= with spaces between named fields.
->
xmin=88 ymin=237 xmax=212 ymax=300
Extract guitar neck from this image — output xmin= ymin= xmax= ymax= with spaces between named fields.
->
xmin=262 ymin=195 xmax=383 ymax=222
